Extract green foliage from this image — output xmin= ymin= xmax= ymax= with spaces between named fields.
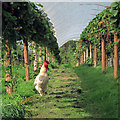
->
xmin=2 ymin=2 xmax=61 ymax=63
xmin=2 ymin=65 xmax=37 ymax=118
xmin=74 ymin=65 xmax=119 ymax=118
xmin=86 ymin=57 xmax=93 ymax=65
xmin=2 ymin=61 xmax=61 ymax=118
xmin=2 ymin=63 xmax=119 ymax=118
xmin=16 ymin=80 xmax=35 ymax=98
xmin=80 ymin=1 xmax=120 ymax=52
xmin=2 ymin=78 xmax=6 ymax=93
xmin=111 ymin=2 xmax=119 ymax=7
xmin=2 ymin=104 xmax=25 ymax=118
xmin=60 ymin=63 xmax=72 ymax=68
xmin=24 ymin=67 xmax=91 ymax=118
xmin=60 ymin=40 xmax=79 ymax=66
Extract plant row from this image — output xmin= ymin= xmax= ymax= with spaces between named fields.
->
xmin=77 ymin=1 xmax=120 ymax=78
xmin=2 ymin=2 xmax=61 ymax=95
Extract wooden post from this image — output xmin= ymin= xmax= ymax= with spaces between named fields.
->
xmin=24 ymin=37 xmax=29 ymax=82
xmin=32 ymin=41 xmax=37 ymax=71
xmin=12 ymin=48 xmax=14 ymax=66
xmin=102 ymin=36 xmax=106 ymax=71
xmin=46 ymin=47 xmax=48 ymax=61
xmin=22 ymin=49 xmax=24 ymax=67
xmin=47 ymin=52 xmax=50 ymax=62
xmin=14 ymin=49 xmax=17 ymax=65
xmin=17 ymin=48 xmax=19 ymax=65
xmin=76 ymin=59 xmax=79 ymax=66
xmin=111 ymin=52 xmax=113 ymax=67
xmin=44 ymin=47 xmax=46 ymax=61
xmin=39 ymin=46 xmax=42 ymax=68
xmin=46 ymin=47 xmax=50 ymax=62
xmin=90 ymin=43 xmax=92 ymax=59
xmin=99 ymin=59 xmax=101 ymax=65
xmin=86 ymin=47 xmax=89 ymax=60
xmin=80 ymin=53 xmax=83 ymax=65
xmin=79 ymin=40 xmax=83 ymax=65
xmin=5 ymin=40 xmax=13 ymax=94
xmin=106 ymin=55 xmax=108 ymax=67
xmin=52 ymin=57 xmax=55 ymax=63
xmin=94 ymin=45 xmax=97 ymax=67
xmin=20 ymin=51 xmax=23 ymax=66
xmin=83 ymin=51 xmax=86 ymax=63
xmin=114 ymin=33 xmax=118 ymax=78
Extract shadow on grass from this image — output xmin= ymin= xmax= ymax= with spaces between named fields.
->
xmin=49 ymin=91 xmax=65 ymax=95
xmin=24 ymin=66 xmax=93 ymax=118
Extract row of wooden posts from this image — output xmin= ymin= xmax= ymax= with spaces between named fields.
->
xmin=4 ymin=39 xmax=55 ymax=95
xmin=75 ymin=33 xmax=119 ymax=78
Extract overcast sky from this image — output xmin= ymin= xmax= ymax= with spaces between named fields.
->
xmin=30 ymin=0 xmax=115 ymax=47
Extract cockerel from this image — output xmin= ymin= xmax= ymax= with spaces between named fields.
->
xmin=34 ymin=60 xmax=49 ymax=96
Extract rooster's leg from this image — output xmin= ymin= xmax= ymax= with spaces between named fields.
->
xmin=38 ymin=88 xmax=44 ymax=96
xmin=40 ymin=90 xmax=44 ymax=96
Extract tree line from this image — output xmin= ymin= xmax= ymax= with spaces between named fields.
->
xmin=60 ymin=1 xmax=120 ymax=79
xmin=2 ymin=2 xmax=61 ymax=95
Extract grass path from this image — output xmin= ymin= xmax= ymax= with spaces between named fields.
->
xmin=24 ymin=67 xmax=91 ymax=118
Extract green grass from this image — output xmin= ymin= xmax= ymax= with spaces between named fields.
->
xmin=24 ymin=66 xmax=92 ymax=118
xmin=1 ymin=63 xmax=64 ymax=118
xmin=2 ymin=64 xmax=119 ymax=118
xmin=74 ymin=65 xmax=119 ymax=118
xmin=2 ymin=65 xmax=37 ymax=118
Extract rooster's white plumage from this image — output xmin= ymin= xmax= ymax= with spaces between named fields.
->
xmin=34 ymin=60 xmax=49 ymax=96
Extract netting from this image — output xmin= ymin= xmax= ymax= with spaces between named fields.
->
xmin=39 ymin=2 xmax=112 ymax=46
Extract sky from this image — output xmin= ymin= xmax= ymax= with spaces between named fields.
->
xmin=30 ymin=0 xmax=114 ymax=47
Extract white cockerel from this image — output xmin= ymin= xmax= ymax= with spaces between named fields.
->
xmin=34 ymin=60 xmax=49 ymax=96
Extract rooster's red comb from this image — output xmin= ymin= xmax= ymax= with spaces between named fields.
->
xmin=43 ymin=60 xmax=49 ymax=64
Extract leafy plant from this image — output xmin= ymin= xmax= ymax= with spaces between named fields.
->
xmin=2 ymin=104 xmax=25 ymax=118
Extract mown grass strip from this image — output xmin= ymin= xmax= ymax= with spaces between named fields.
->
xmin=74 ymin=65 xmax=119 ymax=118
